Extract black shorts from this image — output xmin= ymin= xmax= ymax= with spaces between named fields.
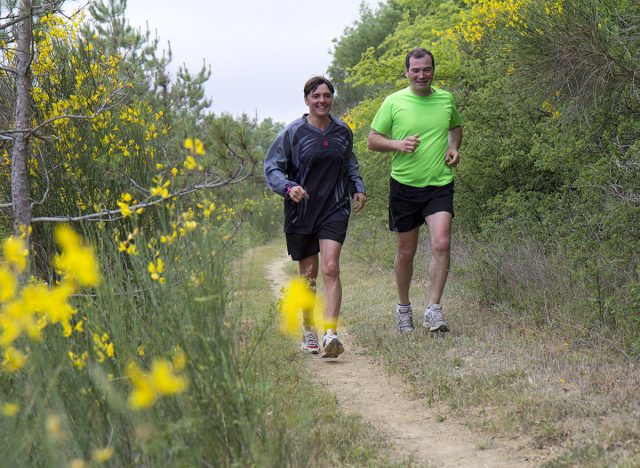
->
xmin=286 ymin=221 xmax=348 ymax=261
xmin=388 ymin=178 xmax=454 ymax=232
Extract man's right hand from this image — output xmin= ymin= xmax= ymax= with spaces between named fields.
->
xmin=397 ymin=134 xmax=420 ymax=153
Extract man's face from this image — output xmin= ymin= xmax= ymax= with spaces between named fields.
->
xmin=406 ymin=55 xmax=434 ymax=96
xmin=304 ymin=83 xmax=333 ymax=119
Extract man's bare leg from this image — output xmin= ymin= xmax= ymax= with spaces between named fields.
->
xmin=395 ymin=228 xmax=419 ymax=305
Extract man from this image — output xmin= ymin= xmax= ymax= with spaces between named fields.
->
xmin=367 ymin=48 xmax=463 ymax=334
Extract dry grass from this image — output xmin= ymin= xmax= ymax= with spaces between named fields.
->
xmin=340 ymin=225 xmax=640 ymax=466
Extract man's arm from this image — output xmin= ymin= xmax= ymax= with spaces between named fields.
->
xmin=445 ymin=126 xmax=463 ymax=167
xmin=367 ymin=130 xmax=420 ymax=153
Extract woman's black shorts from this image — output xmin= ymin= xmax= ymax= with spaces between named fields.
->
xmin=285 ymin=221 xmax=348 ymax=261
xmin=388 ymin=178 xmax=454 ymax=233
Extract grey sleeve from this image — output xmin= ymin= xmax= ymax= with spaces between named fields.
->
xmin=345 ymin=140 xmax=366 ymax=195
xmin=264 ymin=129 xmax=295 ymax=197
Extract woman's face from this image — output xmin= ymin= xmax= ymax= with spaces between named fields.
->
xmin=304 ymin=83 xmax=333 ymax=120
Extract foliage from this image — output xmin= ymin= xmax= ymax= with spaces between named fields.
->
xmin=329 ymin=0 xmax=640 ymax=351
xmin=0 ymin=222 xmax=263 ymax=465
xmin=328 ymin=0 xmax=404 ymax=114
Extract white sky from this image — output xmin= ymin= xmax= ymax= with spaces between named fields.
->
xmin=122 ymin=0 xmax=376 ymax=124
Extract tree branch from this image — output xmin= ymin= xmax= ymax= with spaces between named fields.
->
xmin=30 ymin=168 xmax=254 ymax=223
xmin=0 ymin=13 xmax=30 ymax=31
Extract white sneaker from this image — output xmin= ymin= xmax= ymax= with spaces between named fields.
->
xmin=301 ymin=329 xmax=320 ymax=354
xmin=424 ymin=304 xmax=449 ymax=332
xmin=321 ymin=329 xmax=344 ymax=358
xmin=397 ymin=304 xmax=414 ymax=333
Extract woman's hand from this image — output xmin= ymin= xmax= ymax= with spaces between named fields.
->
xmin=288 ymin=185 xmax=309 ymax=203
xmin=352 ymin=192 xmax=367 ymax=212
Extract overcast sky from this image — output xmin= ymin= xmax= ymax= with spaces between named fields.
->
xmin=122 ymin=0 xmax=376 ymax=124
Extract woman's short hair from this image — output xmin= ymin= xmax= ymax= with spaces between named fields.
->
xmin=304 ymin=76 xmax=335 ymax=97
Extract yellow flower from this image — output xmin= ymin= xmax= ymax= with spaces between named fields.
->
xmin=0 ymin=299 xmax=41 ymax=347
xmin=172 ymin=348 xmax=187 ymax=371
xmin=278 ymin=278 xmax=323 ymax=337
xmin=127 ymin=362 xmax=157 ymax=409
xmin=203 ymin=202 xmax=216 ymax=218
xmin=2 ymin=347 xmax=27 ymax=372
xmin=0 ymin=266 xmax=16 ymax=302
xmin=120 ymin=192 xmax=132 ymax=202
xmin=69 ymin=458 xmax=86 ymax=468
xmin=127 ymin=356 xmax=189 ymax=410
xmin=194 ymin=139 xmax=205 ymax=155
xmin=183 ymin=137 xmax=205 ymax=155
xmin=2 ymin=236 xmax=28 ymax=272
xmin=91 ymin=446 xmax=114 ymax=463
xmin=137 ymin=345 xmax=145 ymax=356
xmin=184 ymin=155 xmax=196 ymax=170
xmin=148 ymin=258 xmax=164 ymax=282
xmin=53 ymin=225 xmax=100 ymax=287
xmin=160 ymin=230 xmax=177 ymax=245
xmin=92 ymin=332 xmax=114 ymax=362
xmin=117 ymin=201 xmax=132 ymax=218
xmin=151 ymin=359 xmax=189 ymax=395
xmin=45 ymin=414 xmax=66 ymax=441
xmin=1 ymin=402 xmax=20 ymax=417
xmin=68 ymin=350 xmax=88 ymax=370
xmin=150 ymin=180 xmax=171 ymax=199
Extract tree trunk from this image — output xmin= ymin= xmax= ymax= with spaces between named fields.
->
xmin=11 ymin=0 xmax=33 ymax=234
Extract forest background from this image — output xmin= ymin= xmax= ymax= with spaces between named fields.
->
xmin=0 ymin=0 xmax=638 ymax=465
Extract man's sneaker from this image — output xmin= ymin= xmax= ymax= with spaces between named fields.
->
xmin=301 ymin=329 xmax=320 ymax=354
xmin=424 ymin=304 xmax=449 ymax=332
xmin=397 ymin=304 xmax=414 ymax=333
xmin=322 ymin=329 xmax=344 ymax=358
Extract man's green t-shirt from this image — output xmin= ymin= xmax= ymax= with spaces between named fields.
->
xmin=370 ymin=86 xmax=463 ymax=188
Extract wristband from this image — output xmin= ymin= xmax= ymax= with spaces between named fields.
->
xmin=285 ymin=186 xmax=293 ymax=197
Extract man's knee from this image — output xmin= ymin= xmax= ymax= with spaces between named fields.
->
xmin=397 ymin=243 xmax=417 ymax=263
xmin=431 ymin=236 xmax=450 ymax=255
xmin=322 ymin=259 xmax=340 ymax=279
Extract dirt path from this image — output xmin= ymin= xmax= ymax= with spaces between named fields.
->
xmin=266 ymin=253 xmax=535 ymax=467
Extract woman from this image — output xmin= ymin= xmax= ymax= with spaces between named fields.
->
xmin=264 ymin=76 xmax=366 ymax=358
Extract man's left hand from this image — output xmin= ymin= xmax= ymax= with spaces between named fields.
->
xmin=445 ymin=148 xmax=460 ymax=167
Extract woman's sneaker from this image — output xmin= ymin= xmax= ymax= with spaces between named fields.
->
xmin=397 ymin=304 xmax=414 ymax=333
xmin=322 ymin=329 xmax=344 ymax=358
xmin=301 ymin=329 xmax=320 ymax=354
xmin=424 ymin=304 xmax=449 ymax=332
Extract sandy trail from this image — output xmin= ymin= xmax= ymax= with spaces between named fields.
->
xmin=266 ymin=253 xmax=534 ymax=467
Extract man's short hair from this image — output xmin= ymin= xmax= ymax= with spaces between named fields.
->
xmin=405 ymin=48 xmax=436 ymax=70
xmin=304 ymin=76 xmax=335 ymax=97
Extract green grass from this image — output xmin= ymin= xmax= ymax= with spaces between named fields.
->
xmin=228 ymin=241 xmax=406 ymax=467
xmin=4 ymin=208 xmax=638 ymax=466
xmin=341 ymin=216 xmax=640 ymax=466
